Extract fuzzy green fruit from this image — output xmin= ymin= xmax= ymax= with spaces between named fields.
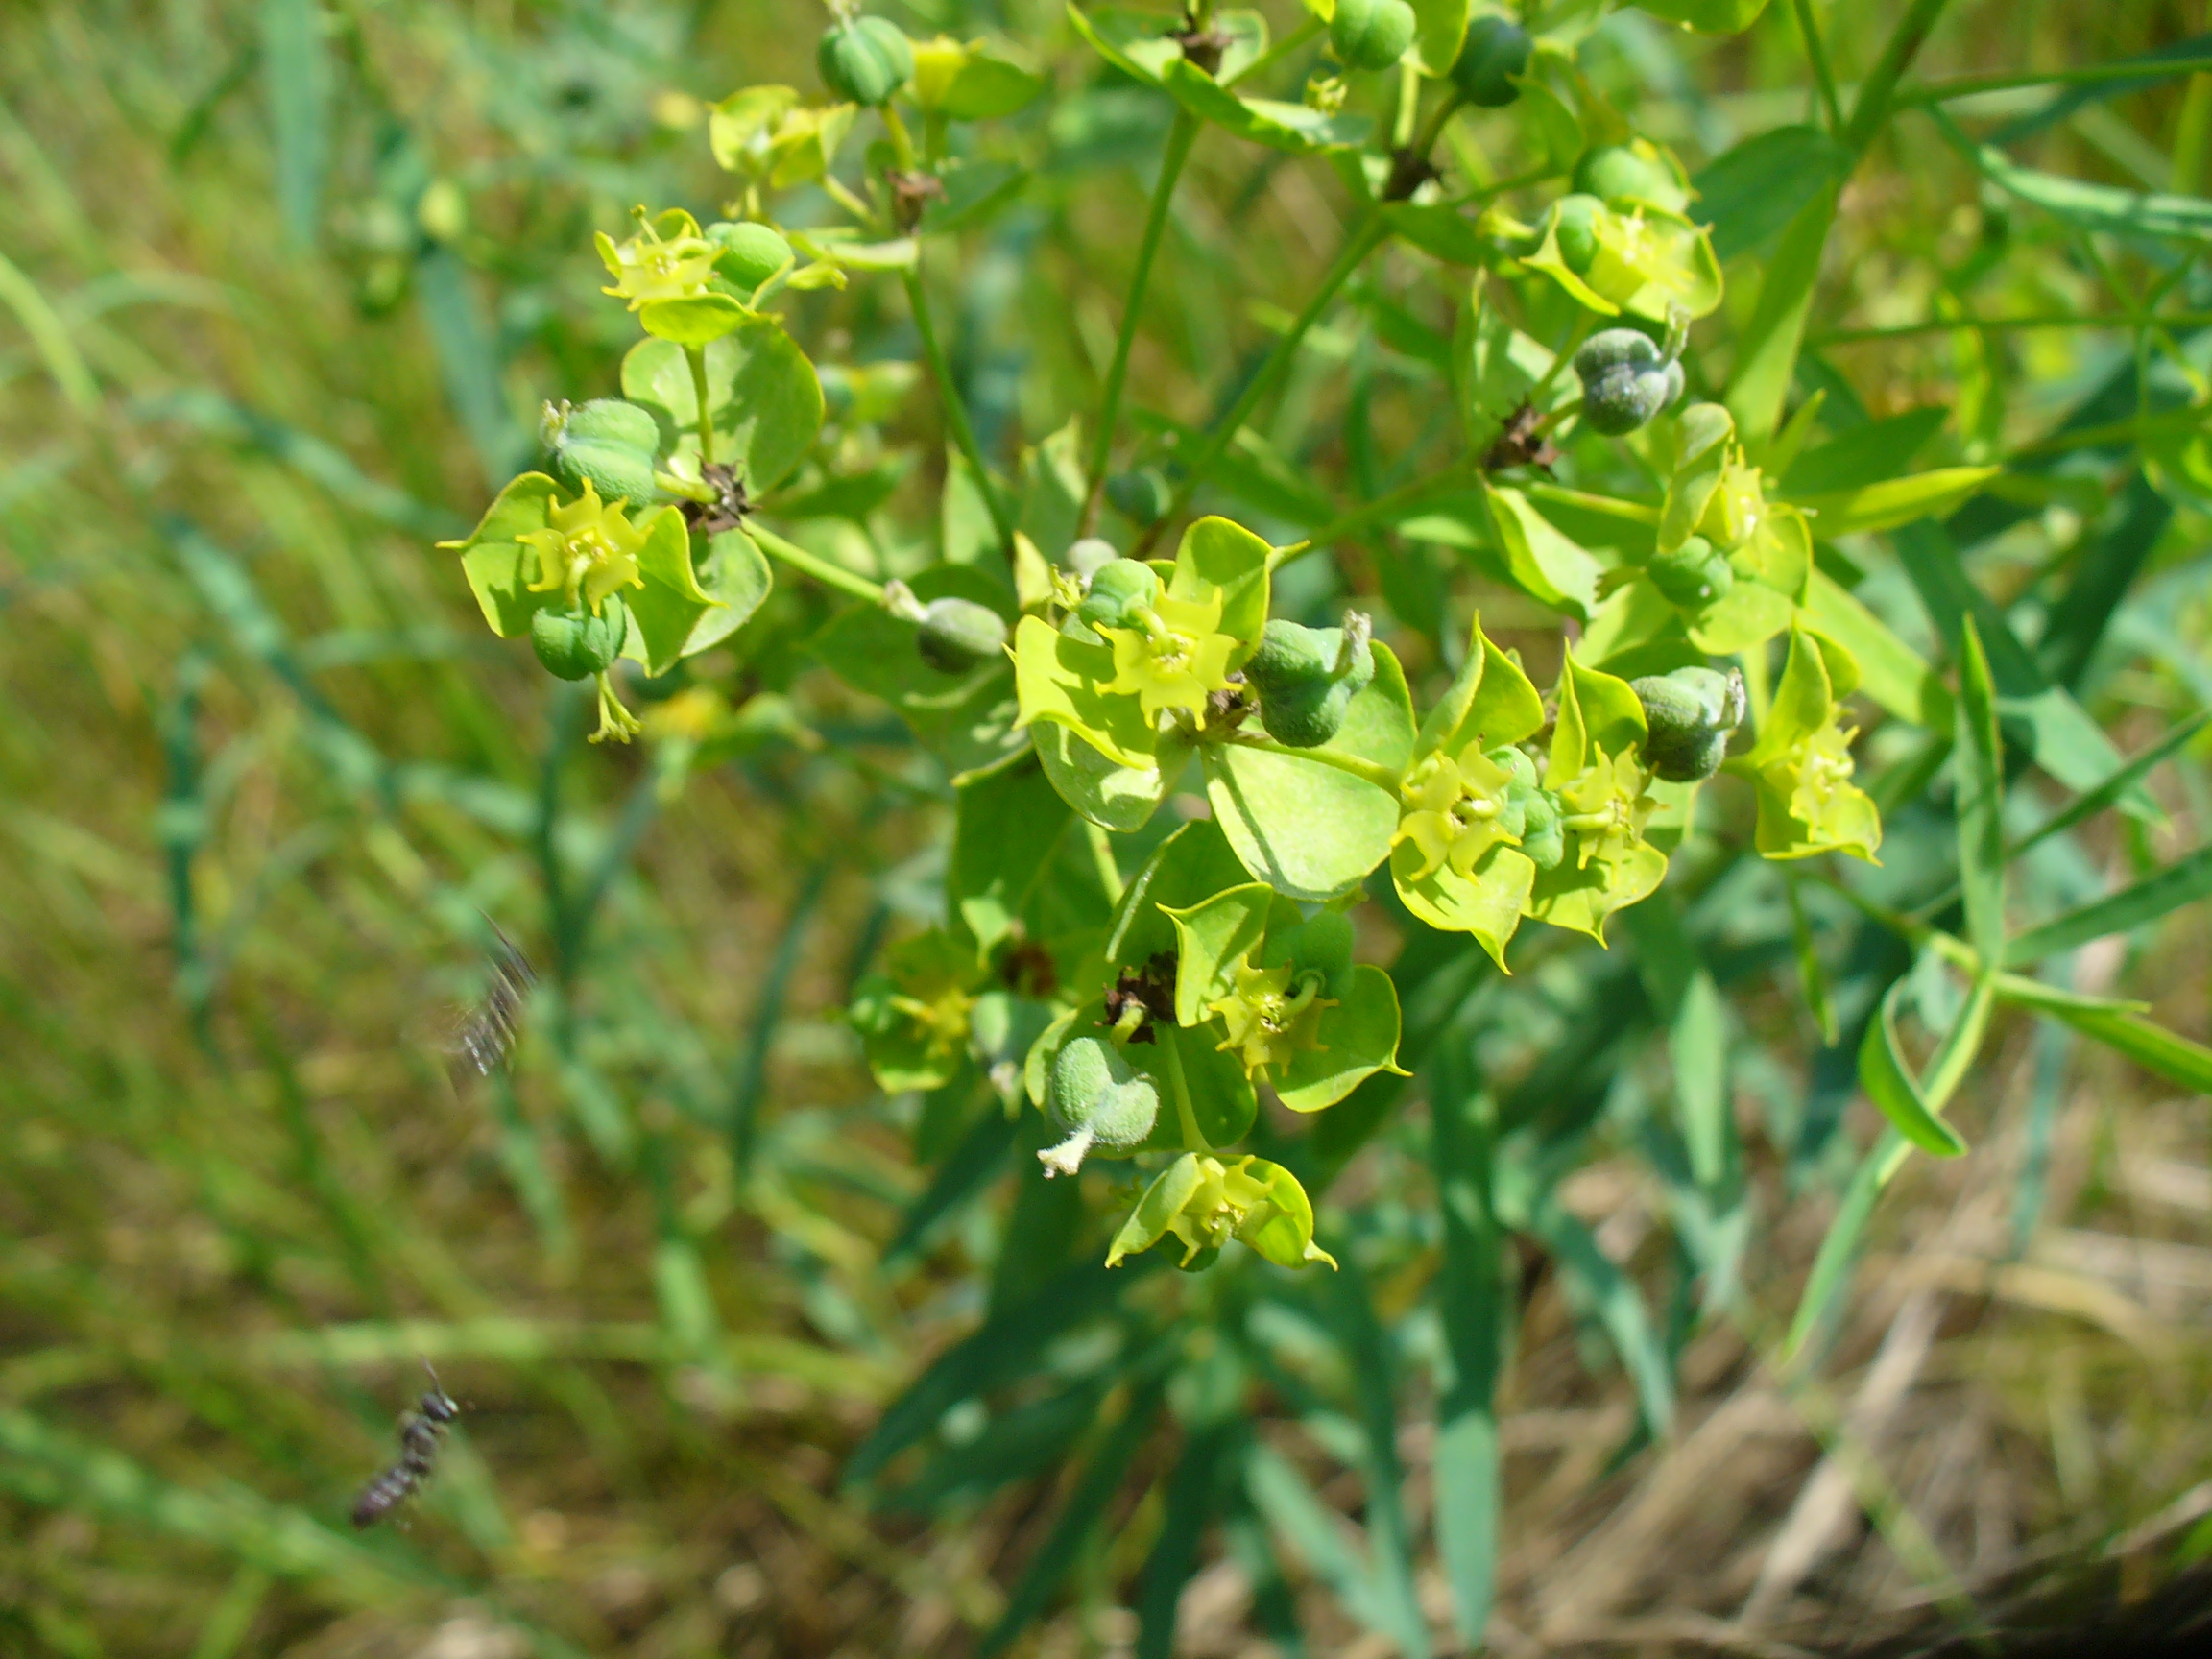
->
xmin=531 ymin=593 xmax=630 ymax=681
xmin=1631 ymin=665 xmax=1746 ymax=782
xmin=1519 ymin=789 xmax=1565 ymax=871
xmin=1551 ymin=194 xmax=1605 ymax=275
xmin=1244 ymin=613 xmax=1375 ymax=749
xmin=1646 ymin=536 xmax=1735 ymax=609
xmin=1041 ymin=1035 xmax=1161 ymax=1174
xmin=1573 ymin=142 xmax=1690 ymax=213
xmin=1451 ymin=14 xmax=1531 ymax=108
xmin=708 ymin=220 xmax=792 ymax=291
xmin=818 ymin=15 xmax=914 ymax=108
xmin=543 ymin=398 xmax=661 ymax=507
xmin=1575 ymin=328 xmax=1685 ymax=436
xmin=1076 ymin=559 xmax=1161 ymax=630
xmin=916 ymin=596 xmax=1009 ymax=673
xmin=1331 ymin=0 xmax=1417 ymax=72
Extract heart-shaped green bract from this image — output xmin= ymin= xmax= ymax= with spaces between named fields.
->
xmin=622 ymin=317 xmax=824 ymax=493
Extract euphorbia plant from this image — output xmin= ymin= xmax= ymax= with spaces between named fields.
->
xmin=438 ymin=1 xmax=2212 ymax=1647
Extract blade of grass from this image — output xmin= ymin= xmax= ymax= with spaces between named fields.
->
xmin=1955 ymin=615 xmax=2008 ymax=969
xmin=730 ymin=856 xmax=830 ymax=1175
xmin=2004 ymin=843 xmax=2212 ymax=966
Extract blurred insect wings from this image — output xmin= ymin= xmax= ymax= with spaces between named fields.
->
xmin=445 ymin=924 xmax=538 ymax=1088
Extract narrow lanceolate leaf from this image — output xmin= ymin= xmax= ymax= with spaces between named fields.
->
xmin=1954 ymin=616 xmax=2007 ymax=969
xmin=1931 ymin=105 xmax=2212 ymax=245
xmin=1135 ymin=1422 xmax=1238 ymax=1659
xmin=1787 ymin=467 xmax=2000 ymax=535
xmin=1857 ymin=979 xmax=1967 ymax=1157
xmin=1428 ymin=1042 xmax=1505 ymax=1648
xmin=1527 ymin=1197 xmax=1674 ymax=1439
xmin=1316 ymin=1262 xmax=1430 ymax=1659
xmin=2004 ymin=844 xmax=2212 ymax=967
xmin=1804 ymin=569 xmax=1955 ymax=731
xmin=2009 ymin=713 xmax=2207 ymax=862
xmin=1246 ymin=1442 xmax=1396 ymax=1638
xmin=1784 ymin=1128 xmax=1911 ymax=1365
xmin=1725 ymin=181 xmax=1838 ymax=444
xmin=2034 ymin=1004 xmax=2212 ymax=1095
xmin=260 ymin=0 xmax=331 ymax=245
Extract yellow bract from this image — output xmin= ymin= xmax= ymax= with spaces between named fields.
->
xmin=1392 ymin=749 xmax=1519 ymax=883
xmin=1206 ymin=962 xmax=1333 ymax=1082
xmin=595 ymin=214 xmax=719 ymax=310
xmin=1555 ymin=748 xmax=1656 ymax=873
xmin=518 ymin=480 xmax=649 ymax=614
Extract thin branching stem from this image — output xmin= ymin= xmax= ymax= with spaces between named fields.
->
xmin=902 ymin=265 xmax=1014 ymax=551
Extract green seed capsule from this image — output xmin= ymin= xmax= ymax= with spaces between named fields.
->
xmin=1076 ymin=559 xmax=1161 ymax=630
xmin=1041 ymin=1035 xmax=1161 ymax=1174
xmin=1519 ymin=789 xmax=1565 ymax=871
xmin=531 ymin=593 xmax=630 ymax=681
xmin=1244 ymin=614 xmax=1375 ymax=749
xmin=1551 ymin=194 xmax=1606 ymax=276
xmin=1331 ymin=0 xmax=1417 ymax=72
xmin=1630 ymin=665 xmax=1746 ymax=782
xmin=708 ymin=221 xmax=792 ymax=292
xmin=1451 ymin=14 xmax=1532 ymax=107
xmin=916 ymin=596 xmax=1009 ymax=673
xmin=1105 ymin=468 xmax=1171 ymax=526
xmin=1575 ymin=328 xmax=1685 ymax=436
xmin=543 ymin=398 xmax=662 ymax=507
xmin=1573 ymin=142 xmax=1690 ymax=214
xmin=818 ymin=15 xmax=914 ymax=108
xmin=1646 ymin=536 xmax=1735 ymax=609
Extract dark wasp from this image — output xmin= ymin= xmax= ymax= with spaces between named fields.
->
xmin=351 ymin=1363 xmax=461 ymax=1528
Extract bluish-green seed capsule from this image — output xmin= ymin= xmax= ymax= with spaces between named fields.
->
xmin=544 ymin=398 xmax=661 ymax=507
xmin=1331 ymin=0 xmax=1417 ymax=72
xmin=1631 ymin=665 xmax=1745 ymax=782
xmin=1041 ymin=1035 xmax=1160 ymax=1174
xmin=818 ymin=15 xmax=914 ymax=108
xmin=531 ymin=593 xmax=630 ymax=681
xmin=1076 ymin=559 xmax=1161 ymax=630
xmin=1552 ymin=193 xmax=1605 ymax=274
xmin=1245 ymin=614 xmax=1376 ymax=749
xmin=1452 ymin=14 xmax=1532 ymax=107
xmin=1575 ymin=328 xmax=1685 ymax=436
xmin=709 ymin=221 xmax=792 ymax=291
xmin=916 ymin=596 xmax=1009 ymax=673
xmin=1646 ymin=536 xmax=1735 ymax=610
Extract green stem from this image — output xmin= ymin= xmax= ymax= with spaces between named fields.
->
xmin=1157 ymin=1032 xmax=1208 ymax=1151
xmin=1522 ymin=479 xmax=1660 ymax=526
xmin=1084 ymin=821 xmax=1125 ymax=904
xmin=1270 ymin=464 xmax=1477 ymax=573
xmin=1900 ymin=56 xmax=2212 ymax=107
xmin=1231 ymin=733 xmax=1403 ymax=793
xmin=1809 ymin=309 xmax=2212 ymax=345
xmin=880 ymin=103 xmax=917 ymax=170
xmin=902 ymin=265 xmax=1015 ymax=551
xmin=1222 ymin=15 xmax=1321 ymax=88
xmin=1843 ymin=0 xmax=1956 ymax=154
xmin=685 ymin=345 xmax=715 ymax=468
xmin=1792 ymin=0 xmax=1844 ymax=134
xmin=1136 ymin=213 xmax=1390 ymax=555
xmin=1527 ymin=311 xmax=1596 ymax=404
xmin=747 ymin=520 xmax=888 ymax=604
xmin=1083 ymin=108 xmax=1202 ymax=537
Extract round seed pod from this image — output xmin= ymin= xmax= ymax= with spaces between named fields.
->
xmin=1075 ymin=559 xmax=1161 ymax=630
xmin=818 ymin=15 xmax=914 ymax=108
xmin=1551 ymin=193 xmax=1605 ymax=275
xmin=916 ymin=596 xmax=1009 ymax=673
xmin=1451 ymin=14 xmax=1532 ymax=107
xmin=1574 ymin=328 xmax=1685 ymax=436
xmin=1646 ymin=536 xmax=1735 ymax=609
xmin=544 ymin=398 xmax=662 ymax=507
xmin=1105 ymin=468 xmax=1172 ymax=526
xmin=1573 ymin=142 xmax=1690 ymax=213
xmin=1046 ymin=1036 xmax=1161 ymax=1152
xmin=1331 ymin=0 xmax=1417 ymax=72
xmin=1244 ymin=615 xmax=1376 ymax=749
xmin=1630 ymin=665 xmax=1746 ymax=782
xmin=532 ymin=593 xmax=630 ymax=682
xmin=1519 ymin=789 xmax=1566 ymax=871
xmin=708 ymin=221 xmax=792 ymax=291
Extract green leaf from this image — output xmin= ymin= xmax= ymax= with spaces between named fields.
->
xmin=2010 ymin=713 xmax=2208 ymax=861
xmin=1482 ymin=481 xmax=1602 ymax=617
xmin=1724 ymin=180 xmax=1838 ymax=444
xmin=621 ymin=318 xmax=824 ymax=493
xmin=1671 ymin=970 xmax=1729 ymax=1188
xmin=952 ymin=761 xmax=1074 ymax=950
xmin=1525 ymin=1194 xmax=1674 ymax=1438
xmin=1106 ymin=818 xmax=1255 ymax=968
xmin=1693 ymin=125 xmax=1852 ymax=262
xmin=1246 ymin=1443 xmax=1403 ymax=1640
xmin=1552 ymin=652 xmax=1647 ymax=773
xmin=1141 ymin=1017 xmax=1261 ymax=1152
xmin=680 ymin=528 xmax=773 ymax=656
xmin=1955 ymin=616 xmax=2008 ymax=968
xmin=2004 ymin=843 xmax=2212 ymax=966
xmin=1134 ymin=1423 xmax=1238 ymax=1659
xmin=812 ymin=564 xmax=1025 ymax=775
xmin=1012 ymin=614 xmax=1163 ymax=770
xmin=1382 ymin=203 xmax=1491 ymax=267
xmin=2032 ymin=1003 xmax=2212 ymax=1095
xmin=932 ymin=51 xmax=1047 ymax=121
xmin=1237 ymin=1160 xmax=1331 ymax=1269
xmin=1418 ymin=612 xmax=1547 ymax=760
xmin=1803 ymin=568 xmax=1956 ymax=731
xmin=1452 ymin=283 xmax=1564 ymax=454
xmin=1169 ymin=516 xmax=1274 ymax=655
xmin=637 ymin=293 xmax=749 ymax=346
xmin=1789 ymin=467 xmax=2001 ymax=536
xmin=261 ymin=0 xmax=331 ymax=246
xmin=1034 ymin=721 xmax=1188 ymax=832
xmin=1857 ymin=978 xmax=1968 ymax=1157
xmin=1160 ymin=59 xmax=1370 ymax=154
xmin=1275 ymin=964 xmax=1402 ymax=1112
xmin=445 ymin=472 xmax=564 ymax=637
xmin=1779 ymin=407 xmax=1944 ymax=495
xmin=1108 ymin=1155 xmax=1207 ymax=1266
xmin=1019 ymin=416 xmax=1088 ymax=565
xmin=1931 ymin=105 xmax=2212 ymax=245
xmin=1164 ymin=883 xmax=1275 ymax=1026
xmin=1204 ymin=644 xmax=1415 ymax=901
xmin=624 ymin=507 xmax=722 ymax=675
